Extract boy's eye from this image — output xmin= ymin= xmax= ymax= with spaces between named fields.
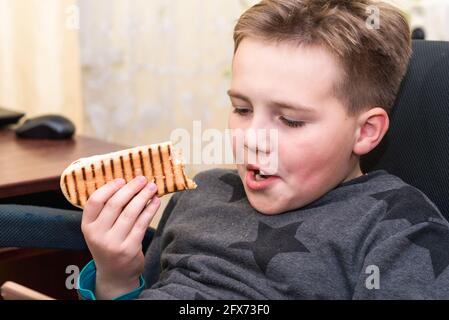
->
xmin=233 ymin=107 xmax=252 ymax=116
xmin=279 ymin=116 xmax=306 ymax=128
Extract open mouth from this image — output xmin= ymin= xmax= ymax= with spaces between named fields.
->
xmin=253 ymin=169 xmax=272 ymax=181
xmin=245 ymin=165 xmax=280 ymax=191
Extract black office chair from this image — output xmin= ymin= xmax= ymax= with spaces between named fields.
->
xmin=0 ymin=40 xmax=448 ymax=297
xmin=361 ymin=40 xmax=449 ymax=221
xmin=0 ymin=204 xmax=155 ymax=251
xmin=0 ymin=205 xmax=155 ymax=299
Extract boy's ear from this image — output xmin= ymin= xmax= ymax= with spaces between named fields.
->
xmin=353 ymin=107 xmax=390 ymax=156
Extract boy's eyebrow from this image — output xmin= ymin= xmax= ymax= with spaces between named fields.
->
xmin=227 ymin=90 xmax=251 ymax=102
xmin=227 ymin=89 xmax=315 ymax=113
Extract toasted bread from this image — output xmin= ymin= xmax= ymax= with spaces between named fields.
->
xmin=60 ymin=141 xmax=196 ymax=209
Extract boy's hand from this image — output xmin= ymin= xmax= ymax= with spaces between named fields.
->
xmin=81 ymin=176 xmax=161 ymax=300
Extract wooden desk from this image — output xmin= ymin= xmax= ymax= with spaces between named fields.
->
xmin=0 ymin=128 xmax=127 ymax=199
xmin=0 ymin=128 xmax=128 ymax=299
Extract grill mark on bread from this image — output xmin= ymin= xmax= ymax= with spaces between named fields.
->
xmin=158 ymin=145 xmax=168 ymax=194
xmin=168 ymin=145 xmax=187 ymax=189
xmin=91 ymin=164 xmax=98 ymax=189
xmin=63 ymin=175 xmax=71 ymax=202
xmin=129 ymin=153 xmax=136 ymax=178
xmin=110 ymin=159 xmax=115 ymax=179
xmin=181 ymin=170 xmax=189 ymax=189
xmin=148 ymin=148 xmax=155 ymax=178
xmin=120 ymin=156 xmax=125 ymax=179
xmin=72 ymin=171 xmax=81 ymax=206
xmin=82 ymin=167 xmax=90 ymax=198
xmin=167 ymin=145 xmax=178 ymax=191
xmin=61 ymin=142 xmax=197 ymax=208
xmin=101 ymin=161 xmax=106 ymax=179
xmin=138 ymin=151 xmax=145 ymax=177
xmin=169 ymin=145 xmax=188 ymax=189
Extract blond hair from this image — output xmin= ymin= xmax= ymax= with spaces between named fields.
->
xmin=234 ymin=0 xmax=412 ymax=115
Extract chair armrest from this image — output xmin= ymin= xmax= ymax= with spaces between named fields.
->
xmin=1 ymin=281 xmax=55 ymax=300
xmin=0 ymin=205 xmax=155 ymax=251
xmin=0 ymin=205 xmax=87 ymax=250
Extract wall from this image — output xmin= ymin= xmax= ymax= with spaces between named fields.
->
xmin=0 ymin=0 xmax=83 ymax=131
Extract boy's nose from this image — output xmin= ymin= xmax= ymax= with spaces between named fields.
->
xmin=244 ymin=127 xmax=274 ymax=155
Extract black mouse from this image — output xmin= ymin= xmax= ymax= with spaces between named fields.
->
xmin=15 ymin=115 xmax=76 ymax=140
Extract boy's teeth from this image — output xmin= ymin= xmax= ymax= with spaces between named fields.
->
xmin=255 ymin=172 xmax=268 ymax=181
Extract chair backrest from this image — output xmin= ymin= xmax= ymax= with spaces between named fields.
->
xmin=361 ymin=40 xmax=449 ymax=220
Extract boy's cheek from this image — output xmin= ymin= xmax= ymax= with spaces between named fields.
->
xmin=280 ymin=130 xmax=349 ymax=172
xmin=281 ymin=147 xmax=336 ymax=190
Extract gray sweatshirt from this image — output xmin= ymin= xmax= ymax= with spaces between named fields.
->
xmin=139 ymin=168 xmax=449 ymax=299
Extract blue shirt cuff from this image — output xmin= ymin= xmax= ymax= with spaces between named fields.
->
xmin=77 ymin=260 xmax=145 ymax=300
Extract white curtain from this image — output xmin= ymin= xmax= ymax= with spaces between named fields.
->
xmin=78 ymin=0 xmax=258 ymax=227
xmin=78 ymin=0 xmax=258 ymax=146
xmin=0 ymin=0 xmax=83 ymax=132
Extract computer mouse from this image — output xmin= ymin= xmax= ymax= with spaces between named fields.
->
xmin=15 ymin=115 xmax=76 ymax=140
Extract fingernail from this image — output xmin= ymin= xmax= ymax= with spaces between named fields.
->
xmin=147 ymin=182 xmax=157 ymax=191
xmin=137 ymin=176 xmax=147 ymax=183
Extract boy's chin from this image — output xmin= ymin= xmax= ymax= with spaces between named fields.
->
xmin=246 ymin=193 xmax=288 ymax=215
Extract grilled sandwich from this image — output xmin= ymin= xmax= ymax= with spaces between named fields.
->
xmin=60 ymin=141 xmax=197 ymax=209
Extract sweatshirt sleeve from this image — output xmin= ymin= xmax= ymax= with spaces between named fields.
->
xmin=352 ymin=220 xmax=449 ymax=299
xmin=77 ymin=260 xmax=145 ymax=300
xmin=77 ymin=192 xmax=183 ymax=300
xmin=141 ymin=191 xmax=183 ymax=290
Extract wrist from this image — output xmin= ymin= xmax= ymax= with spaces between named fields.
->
xmin=96 ymin=272 xmax=141 ymax=300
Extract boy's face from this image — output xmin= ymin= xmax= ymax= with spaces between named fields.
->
xmin=228 ymin=38 xmax=363 ymax=215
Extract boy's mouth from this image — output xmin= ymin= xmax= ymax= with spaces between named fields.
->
xmin=253 ymin=169 xmax=271 ymax=181
xmin=245 ymin=164 xmax=280 ymax=190
xmin=246 ymin=164 xmax=277 ymax=177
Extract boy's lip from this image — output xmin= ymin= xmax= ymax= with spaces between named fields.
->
xmin=244 ymin=164 xmax=280 ymax=191
xmin=245 ymin=169 xmax=280 ymax=191
xmin=245 ymin=164 xmax=278 ymax=176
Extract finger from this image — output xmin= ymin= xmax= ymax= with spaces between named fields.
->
xmin=111 ymin=182 xmax=158 ymax=241
xmin=123 ymin=196 xmax=161 ymax=250
xmin=82 ymin=178 xmax=126 ymax=225
xmin=96 ymin=176 xmax=148 ymax=230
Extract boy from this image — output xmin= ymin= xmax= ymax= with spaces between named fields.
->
xmin=78 ymin=0 xmax=449 ymax=299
